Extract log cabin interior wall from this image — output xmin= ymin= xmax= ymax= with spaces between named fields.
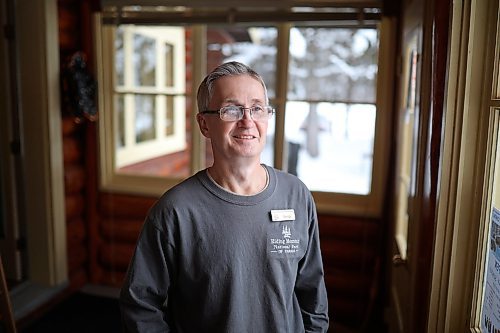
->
xmin=57 ymin=0 xmax=391 ymax=331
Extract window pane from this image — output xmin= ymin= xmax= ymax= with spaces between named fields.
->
xmin=164 ymin=42 xmax=174 ymax=87
xmin=135 ymin=94 xmax=155 ymax=143
xmin=116 ymin=94 xmax=125 ymax=148
xmin=285 ymin=101 xmax=375 ymax=194
xmin=207 ymin=26 xmax=277 ymax=98
xmin=134 ymin=33 xmax=156 ymax=86
xmin=206 ymin=25 xmax=278 ymax=167
xmin=165 ymin=95 xmax=174 ymax=136
xmin=286 ymin=27 xmax=379 ymax=194
xmin=112 ymin=25 xmax=188 ymax=177
xmin=288 ymin=27 xmax=378 ymax=103
xmin=115 ymin=27 xmax=125 ymax=86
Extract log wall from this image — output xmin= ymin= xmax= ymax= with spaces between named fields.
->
xmin=57 ymin=0 xmax=386 ymax=331
xmin=59 ymin=0 xmax=89 ymax=291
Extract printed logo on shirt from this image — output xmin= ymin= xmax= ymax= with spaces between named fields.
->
xmin=282 ymin=225 xmax=291 ymax=238
xmin=268 ymin=223 xmax=301 ymax=258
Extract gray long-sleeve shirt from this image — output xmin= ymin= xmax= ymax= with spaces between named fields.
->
xmin=120 ymin=165 xmax=329 ymax=332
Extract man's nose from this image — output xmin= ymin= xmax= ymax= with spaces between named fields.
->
xmin=241 ymin=108 xmax=253 ymax=120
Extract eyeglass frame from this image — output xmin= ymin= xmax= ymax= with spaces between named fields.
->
xmin=200 ymin=105 xmax=275 ymax=122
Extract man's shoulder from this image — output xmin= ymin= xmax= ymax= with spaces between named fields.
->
xmin=267 ymin=165 xmax=308 ymax=188
xmin=149 ymin=171 xmax=205 ymax=213
xmin=167 ymin=171 xmax=204 ymax=195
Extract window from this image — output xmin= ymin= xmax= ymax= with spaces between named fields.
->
xmin=284 ymin=27 xmax=379 ymax=194
xmin=95 ymin=4 xmax=394 ymax=216
xmin=204 ymin=26 xmax=278 ymax=168
xmin=104 ymin=25 xmax=186 ymax=176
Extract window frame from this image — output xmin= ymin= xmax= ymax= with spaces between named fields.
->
xmin=299 ymin=17 xmax=395 ymax=216
xmin=96 ymin=15 xmax=189 ymax=194
xmin=111 ymin=25 xmax=186 ymax=168
xmin=94 ymin=13 xmax=395 ymax=217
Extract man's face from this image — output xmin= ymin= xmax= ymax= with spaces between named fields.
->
xmin=197 ymin=74 xmax=269 ymax=164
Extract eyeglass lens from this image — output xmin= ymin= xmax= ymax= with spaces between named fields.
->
xmin=221 ymin=106 xmax=272 ymax=121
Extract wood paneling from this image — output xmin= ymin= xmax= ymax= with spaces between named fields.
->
xmin=319 ymin=215 xmax=382 ymax=329
xmin=59 ymin=0 xmax=90 ymax=292
xmin=100 ymin=218 xmax=143 ymax=243
xmin=61 ymin=116 xmax=88 ymax=288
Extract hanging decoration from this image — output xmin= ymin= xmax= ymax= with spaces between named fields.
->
xmin=61 ymin=51 xmax=97 ymax=122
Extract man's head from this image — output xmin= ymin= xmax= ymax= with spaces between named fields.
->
xmin=196 ymin=61 xmax=269 ymax=113
xmin=195 ymin=62 xmax=272 ymax=165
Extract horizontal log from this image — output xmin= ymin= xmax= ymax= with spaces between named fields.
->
xmin=61 ymin=115 xmax=84 ymax=137
xmin=63 ymin=136 xmax=83 ymax=164
xmin=67 ymin=242 xmax=88 ymax=274
xmin=330 ymin=296 xmax=367 ymax=324
xmin=65 ymin=193 xmax=85 ymax=221
xmin=64 ymin=164 xmax=86 ymax=195
xmin=100 ymin=218 xmax=143 ymax=243
xmin=318 ymin=215 xmax=380 ymax=242
xmin=58 ymin=2 xmax=80 ymax=51
xmin=67 ymin=218 xmax=86 ymax=243
xmin=321 ymin=239 xmax=377 ymax=270
xmin=99 ymin=193 xmax=156 ymax=219
xmin=98 ymin=242 xmax=134 ymax=271
xmin=324 ymin=268 xmax=372 ymax=297
xmin=98 ymin=270 xmax=127 ymax=289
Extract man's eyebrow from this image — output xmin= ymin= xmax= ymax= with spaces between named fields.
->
xmin=222 ymin=98 xmax=264 ymax=104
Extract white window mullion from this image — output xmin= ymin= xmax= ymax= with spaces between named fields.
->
xmin=157 ymin=94 xmax=166 ymax=141
xmin=122 ymin=26 xmax=135 ymax=152
xmin=156 ymin=33 xmax=166 ymax=142
xmin=156 ymin=35 xmax=165 ymax=89
xmin=174 ymin=95 xmax=186 ymax=139
xmin=124 ymin=94 xmax=135 ymax=149
xmin=123 ymin=26 xmax=134 ymax=90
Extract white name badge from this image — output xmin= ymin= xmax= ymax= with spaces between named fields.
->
xmin=270 ymin=209 xmax=295 ymax=222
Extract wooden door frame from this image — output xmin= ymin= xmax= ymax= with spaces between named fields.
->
xmin=1 ymin=0 xmax=68 ymax=320
xmin=386 ymin=0 xmax=451 ymax=331
xmin=428 ymin=0 xmax=499 ymax=331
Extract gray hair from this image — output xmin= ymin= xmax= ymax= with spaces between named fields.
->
xmin=196 ymin=61 xmax=269 ymax=113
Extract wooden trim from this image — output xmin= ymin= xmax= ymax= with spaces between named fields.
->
xmin=101 ymin=0 xmax=384 ymax=8
xmin=190 ymin=25 xmax=207 ymax=173
xmin=94 ymin=17 xmax=395 ymax=218
xmin=429 ymin=0 xmax=498 ymax=331
xmin=273 ymin=23 xmax=291 ymax=170
xmin=16 ymin=0 xmax=67 ymax=286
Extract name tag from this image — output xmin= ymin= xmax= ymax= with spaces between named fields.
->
xmin=270 ymin=209 xmax=295 ymax=222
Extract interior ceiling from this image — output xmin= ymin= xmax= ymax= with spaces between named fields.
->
xmin=100 ymin=0 xmax=384 ymax=9
xmin=100 ymin=0 xmax=384 ymax=26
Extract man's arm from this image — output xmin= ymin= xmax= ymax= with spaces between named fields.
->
xmin=120 ymin=217 xmax=175 ymax=332
xmin=295 ymin=200 xmax=329 ymax=332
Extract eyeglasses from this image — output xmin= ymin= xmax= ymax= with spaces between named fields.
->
xmin=200 ymin=105 xmax=275 ymax=122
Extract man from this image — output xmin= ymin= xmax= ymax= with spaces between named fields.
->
xmin=120 ymin=61 xmax=329 ymax=332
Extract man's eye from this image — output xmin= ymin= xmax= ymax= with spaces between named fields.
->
xmin=252 ymin=106 xmax=264 ymax=112
xmin=225 ymin=107 xmax=241 ymax=114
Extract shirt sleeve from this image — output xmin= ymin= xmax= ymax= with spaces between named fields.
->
xmin=295 ymin=198 xmax=330 ymax=332
xmin=119 ymin=215 xmax=175 ymax=333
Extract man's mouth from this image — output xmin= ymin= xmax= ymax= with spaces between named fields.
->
xmin=234 ymin=135 xmax=256 ymax=139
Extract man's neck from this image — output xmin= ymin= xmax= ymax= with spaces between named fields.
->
xmin=207 ymin=163 xmax=268 ymax=195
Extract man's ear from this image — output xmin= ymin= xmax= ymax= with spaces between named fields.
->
xmin=196 ymin=113 xmax=211 ymax=138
